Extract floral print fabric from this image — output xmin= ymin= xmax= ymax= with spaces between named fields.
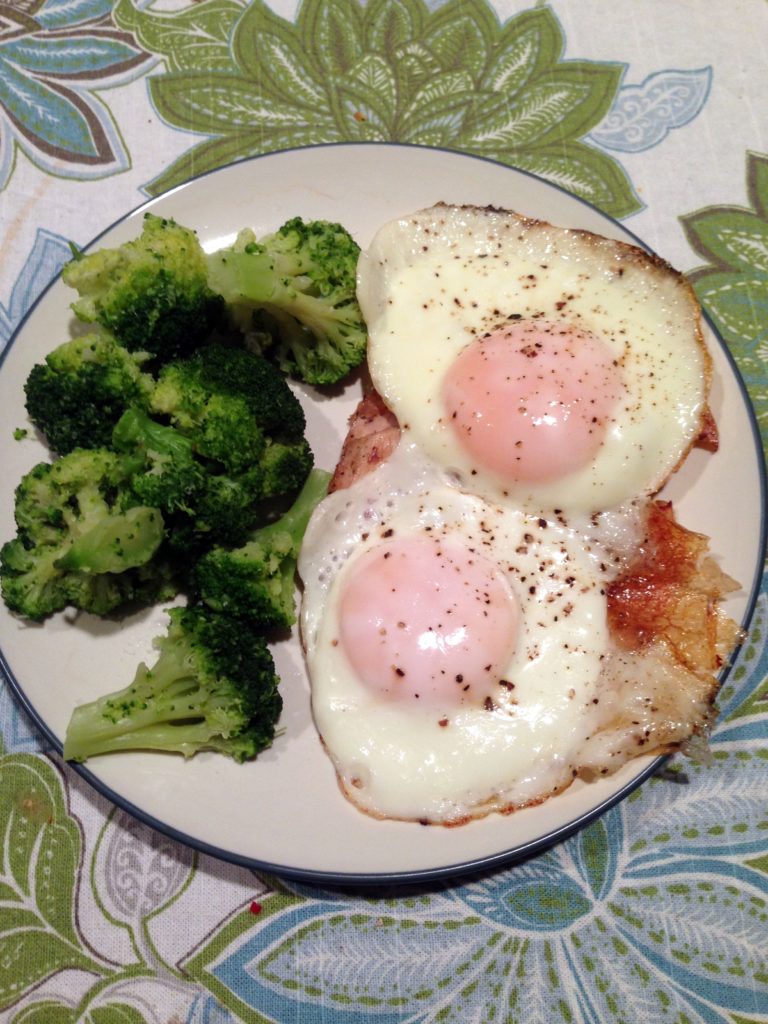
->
xmin=0 ymin=2 xmax=766 ymax=1022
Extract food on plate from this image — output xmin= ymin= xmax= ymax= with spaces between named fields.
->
xmin=63 ymin=213 xmax=224 ymax=363
xmin=194 ymin=468 xmax=330 ymax=628
xmin=207 ymin=216 xmax=367 ymax=385
xmin=63 ymin=604 xmax=281 ymax=763
xmin=3 ymin=214 xmax=361 ymax=762
xmin=0 ymin=447 xmax=170 ymax=622
xmin=358 ymin=203 xmax=713 ymax=514
xmin=23 ymin=333 xmax=154 ymax=455
xmin=299 ymin=203 xmax=742 ymax=825
xmin=62 ymin=211 xmax=367 ymax=384
xmin=117 ymin=345 xmax=313 ymax=548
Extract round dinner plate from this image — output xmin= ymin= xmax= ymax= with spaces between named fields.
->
xmin=0 ymin=143 xmax=764 ymax=885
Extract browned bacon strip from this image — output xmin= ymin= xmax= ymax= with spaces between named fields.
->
xmin=328 ymin=390 xmax=401 ymax=493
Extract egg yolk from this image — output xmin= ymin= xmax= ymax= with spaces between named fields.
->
xmin=338 ymin=535 xmax=519 ymax=705
xmin=442 ymin=321 xmax=624 ymax=484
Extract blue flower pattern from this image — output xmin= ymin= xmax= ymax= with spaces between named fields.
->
xmin=0 ymin=227 xmax=72 ymax=351
xmin=0 ymin=0 xmax=151 ymax=190
xmin=590 ymin=68 xmax=713 ymax=153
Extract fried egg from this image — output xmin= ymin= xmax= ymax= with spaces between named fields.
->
xmin=357 ymin=204 xmax=711 ymax=514
xmin=299 ymin=203 xmax=736 ymax=826
xmin=299 ymin=442 xmax=642 ymax=824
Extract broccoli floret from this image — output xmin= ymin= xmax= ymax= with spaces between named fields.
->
xmin=0 ymin=449 xmax=166 ymax=621
xmin=113 ymin=407 xmax=208 ymax=518
xmin=62 ymin=213 xmax=224 ymax=363
xmin=114 ymin=383 xmax=312 ymax=552
xmin=206 ymin=217 xmax=366 ymax=385
xmin=194 ymin=468 xmax=330 ymax=628
xmin=62 ymin=604 xmax=282 ymax=762
xmin=24 ymin=333 xmax=154 ymax=454
xmin=151 ymin=344 xmax=307 ymax=468
xmin=150 ymin=345 xmax=314 ymax=522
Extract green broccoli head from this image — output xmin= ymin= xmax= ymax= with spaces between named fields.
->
xmin=113 ymin=390 xmax=312 ymax=553
xmin=0 ymin=448 xmax=168 ymax=621
xmin=62 ymin=603 xmax=282 ymax=762
xmin=194 ymin=468 xmax=330 ymax=628
xmin=24 ymin=332 xmax=154 ymax=454
xmin=62 ymin=213 xmax=224 ymax=363
xmin=113 ymin=407 xmax=208 ymax=517
xmin=206 ymin=218 xmax=367 ymax=386
xmin=152 ymin=344 xmax=307 ymax=442
xmin=150 ymin=345 xmax=313 ymax=510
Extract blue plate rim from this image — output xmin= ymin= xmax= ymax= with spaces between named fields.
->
xmin=0 ymin=140 xmax=765 ymax=887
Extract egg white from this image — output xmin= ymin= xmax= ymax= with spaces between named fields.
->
xmin=357 ymin=204 xmax=711 ymax=514
xmin=299 ymin=442 xmax=625 ymax=824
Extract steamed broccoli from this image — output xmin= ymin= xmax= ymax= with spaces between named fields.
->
xmin=62 ymin=213 xmax=224 ymax=363
xmin=112 ymin=407 xmax=208 ymax=521
xmin=146 ymin=346 xmax=314 ymax=544
xmin=24 ymin=333 xmax=154 ymax=454
xmin=113 ymin=345 xmax=314 ymax=549
xmin=206 ymin=217 xmax=366 ymax=385
xmin=194 ymin=468 xmax=330 ymax=628
xmin=0 ymin=449 xmax=167 ymax=621
xmin=151 ymin=345 xmax=309 ymax=482
xmin=62 ymin=603 xmax=282 ymax=762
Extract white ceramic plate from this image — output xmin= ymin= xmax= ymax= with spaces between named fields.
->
xmin=1 ymin=144 xmax=764 ymax=884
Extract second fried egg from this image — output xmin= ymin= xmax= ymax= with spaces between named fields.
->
xmin=299 ymin=442 xmax=632 ymax=824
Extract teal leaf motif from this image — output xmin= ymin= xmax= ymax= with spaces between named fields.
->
xmin=204 ymin=898 xmax=496 ymax=1021
xmin=0 ymin=3 xmax=148 ymax=189
xmin=135 ymin=0 xmax=639 ymax=217
xmin=683 ymin=151 xmax=768 ymax=450
xmin=37 ymin=1 xmax=116 ymax=32
xmin=611 ymin=861 xmax=768 ymax=1013
xmin=1 ymin=60 xmax=103 ymax=157
xmin=459 ymin=859 xmax=592 ymax=931
xmin=719 ymin=581 xmax=768 ymax=721
xmin=2 ymin=35 xmax=143 ymax=77
xmin=571 ymin=816 xmax=616 ymax=900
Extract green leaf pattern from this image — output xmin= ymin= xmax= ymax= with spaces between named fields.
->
xmin=0 ymin=753 xmax=234 ymax=1022
xmin=0 ymin=756 xmax=100 ymax=1005
xmin=683 ymin=151 xmax=768 ymax=450
xmin=117 ymin=0 xmax=639 ymax=217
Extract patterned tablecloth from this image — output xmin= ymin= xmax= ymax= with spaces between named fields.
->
xmin=1 ymin=2 xmax=766 ymax=1021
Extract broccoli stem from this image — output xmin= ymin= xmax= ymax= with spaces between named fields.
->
xmin=64 ymin=642 xmax=240 ymax=760
xmin=207 ymin=250 xmax=350 ymax=341
xmin=206 ymin=249 xmax=280 ymax=305
xmin=63 ymin=604 xmax=282 ymax=762
xmin=254 ymin=466 xmax=331 ymax=550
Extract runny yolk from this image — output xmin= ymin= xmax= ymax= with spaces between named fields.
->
xmin=338 ymin=535 xmax=519 ymax=704
xmin=442 ymin=321 xmax=624 ymax=484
